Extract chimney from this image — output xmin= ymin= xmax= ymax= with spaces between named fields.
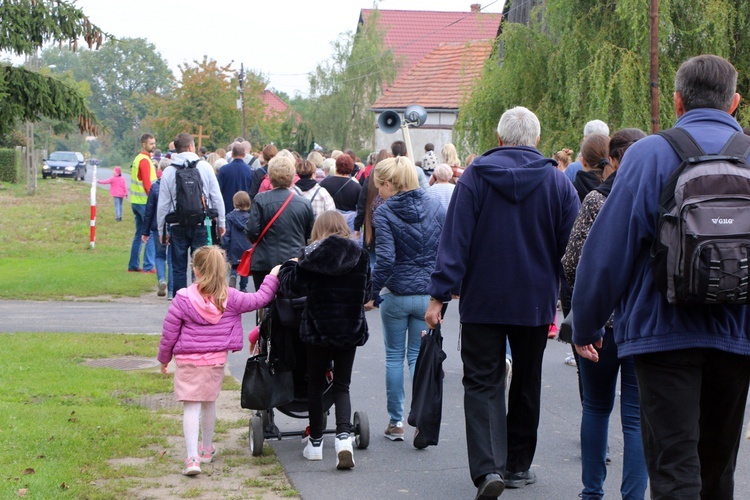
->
xmin=470 ymin=3 xmax=481 ymax=13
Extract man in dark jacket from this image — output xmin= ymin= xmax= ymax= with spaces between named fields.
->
xmin=426 ymin=106 xmax=579 ymax=498
xmin=572 ymin=55 xmax=750 ymax=499
xmin=217 ymin=142 xmax=253 ymax=215
xmin=245 ymin=155 xmax=314 ymax=292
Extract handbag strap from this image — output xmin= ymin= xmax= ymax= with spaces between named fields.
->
xmin=255 ymin=191 xmax=295 ymax=248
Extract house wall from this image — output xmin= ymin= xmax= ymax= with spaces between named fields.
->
xmin=373 ymin=111 xmax=458 ymax=164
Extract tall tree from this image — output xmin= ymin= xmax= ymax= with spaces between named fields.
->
xmin=457 ymin=0 xmax=750 ymax=155
xmin=146 ymin=57 xmax=246 ymax=151
xmin=309 ymin=10 xmax=399 ymax=151
xmin=0 ymin=0 xmax=108 ymax=135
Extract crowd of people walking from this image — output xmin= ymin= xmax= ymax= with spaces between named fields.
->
xmin=100 ymin=52 xmax=750 ymax=498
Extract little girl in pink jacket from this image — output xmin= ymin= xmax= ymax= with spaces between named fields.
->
xmin=97 ymin=166 xmax=128 ymax=221
xmin=158 ymin=245 xmax=280 ymax=476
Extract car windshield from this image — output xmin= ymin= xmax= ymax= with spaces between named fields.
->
xmin=49 ymin=152 xmax=78 ymax=162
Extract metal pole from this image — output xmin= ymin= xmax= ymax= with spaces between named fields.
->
xmin=240 ymin=63 xmax=246 ymax=140
xmin=650 ymin=0 xmax=659 ymax=133
xmin=89 ymin=163 xmax=97 ymax=248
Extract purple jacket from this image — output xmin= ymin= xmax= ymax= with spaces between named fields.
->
xmin=157 ymin=275 xmax=278 ymax=363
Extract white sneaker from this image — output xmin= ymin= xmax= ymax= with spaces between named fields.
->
xmin=303 ymin=437 xmax=323 ymax=461
xmin=335 ymin=434 xmax=354 ymax=469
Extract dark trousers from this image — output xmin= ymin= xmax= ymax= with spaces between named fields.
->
xmin=460 ymin=323 xmax=548 ymax=485
xmin=634 ymin=348 xmax=750 ymax=499
xmin=306 ymin=344 xmax=356 ymax=439
xmin=169 ymin=224 xmax=207 ymax=293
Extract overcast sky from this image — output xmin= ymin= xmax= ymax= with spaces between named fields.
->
xmin=56 ymin=0 xmax=504 ymax=97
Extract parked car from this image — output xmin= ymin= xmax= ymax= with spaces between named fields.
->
xmin=42 ymin=151 xmax=87 ymax=180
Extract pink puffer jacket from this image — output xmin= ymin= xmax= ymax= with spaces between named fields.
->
xmin=157 ymin=275 xmax=278 ymax=364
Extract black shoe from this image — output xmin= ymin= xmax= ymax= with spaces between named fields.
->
xmin=504 ymin=469 xmax=536 ymax=489
xmin=413 ymin=428 xmax=428 ymax=449
xmin=475 ymin=473 xmax=504 ymax=499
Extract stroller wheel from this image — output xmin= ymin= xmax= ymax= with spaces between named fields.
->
xmin=249 ymin=416 xmax=264 ymax=456
xmin=353 ymin=411 xmax=369 ymax=449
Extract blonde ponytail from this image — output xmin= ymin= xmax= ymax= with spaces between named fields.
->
xmin=192 ymin=246 xmax=228 ymax=312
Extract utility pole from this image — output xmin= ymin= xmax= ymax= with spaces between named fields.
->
xmin=649 ymin=0 xmax=659 ymax=133
xmin=238 ymin=64 xmax=246 ymax=139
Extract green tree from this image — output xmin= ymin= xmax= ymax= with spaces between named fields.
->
xmin=146 ymin=57 xmax=245 ymax=151
xmin=309 ymin=10 xmax=399 ymax=151
xmin=40 ymin=38 xmax=173 ymax=165
xmin=0 ymin=0 xmax=107 ymax=136
xmin=457 ymin=0 xmax=750 ymax=156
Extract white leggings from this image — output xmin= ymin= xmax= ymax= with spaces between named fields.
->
xmin=183 ymin=401 xmax=216 ymax=459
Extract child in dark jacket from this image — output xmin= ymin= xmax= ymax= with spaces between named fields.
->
xmin=278 ymin=210 xmax=371 ymax=469
xmin=221 ymin=191 xmax=251 ymax=292
xmin=158 ymin=246 xmax=280 ymax=476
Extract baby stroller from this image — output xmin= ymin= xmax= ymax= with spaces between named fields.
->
xmin=242 ymin=297 xmax=370 ymax=456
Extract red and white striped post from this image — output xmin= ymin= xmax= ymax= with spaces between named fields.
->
xmin=89 ymin=163 xmax=97 ymax=248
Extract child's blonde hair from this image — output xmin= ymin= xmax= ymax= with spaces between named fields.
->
xmin=192 ymin=246 xmax=228 ymax=312
xmin=310 ymin=210 xmax=351 ymax=243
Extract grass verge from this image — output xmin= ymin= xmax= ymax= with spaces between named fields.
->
xmin=0 ymin=333 xmax=296 ymax=499
xmin=0 ymin=179 xmax=155 ymax=299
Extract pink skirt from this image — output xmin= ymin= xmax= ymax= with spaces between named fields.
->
xmin=174 ymin=362 xmax=225 ymax=402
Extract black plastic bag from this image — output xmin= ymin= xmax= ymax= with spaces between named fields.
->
xmin=407 ymin=327 xmax=446 ymax=447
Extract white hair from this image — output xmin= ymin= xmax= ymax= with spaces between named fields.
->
xmin=496 ymin=106 xmax=540 ymax=147
xmin=433 ymin=163 xmax=453 ymax=182
xmin=583 ymin=119 xmax=609 ymax=137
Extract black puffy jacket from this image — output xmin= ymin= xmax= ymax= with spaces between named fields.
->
xmin=278 ymin=235 xmax=371 ymax=348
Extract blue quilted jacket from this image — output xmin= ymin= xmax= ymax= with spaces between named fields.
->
xmin=371 ymin=189 xmax=445 ymax=300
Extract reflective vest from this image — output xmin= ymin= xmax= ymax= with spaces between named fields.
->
xmin=130 ymin=153 xmax=156 ymax=204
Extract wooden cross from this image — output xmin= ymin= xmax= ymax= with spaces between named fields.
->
xmin=192 ymin=125 xmax=210 ymax=150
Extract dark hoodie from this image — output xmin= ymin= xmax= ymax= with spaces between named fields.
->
xmin=278 ymin=235 xmax=371 ymax=348
xmin=428 ymin=145 xmax=580 ymax=326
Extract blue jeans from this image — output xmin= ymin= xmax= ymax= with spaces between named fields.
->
xmin=150 ymin=229 xmax=167 ymax=283
xmin=113 ymin=197 xmax=123 ymax=220
xmin=129 ymin=203 xmax=155 ymax=271
xmin=169 ymin=225 xmax=207 ymax=293
xmin=379 ymin=293 xmax=428 ymax=424
xmin=579 ymin=328 xmax=647 ymax=500
xmin=229 ymin=266 xmax=248 ymax=291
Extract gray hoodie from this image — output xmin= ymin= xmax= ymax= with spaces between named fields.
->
xmin=157 ymin=152 xmax=226 ymax=240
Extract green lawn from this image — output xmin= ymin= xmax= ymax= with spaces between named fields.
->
xmin=1 ymin=334 xmax=178 ymax=498
xmin=0 ymin=179 xmax=155 ymax=299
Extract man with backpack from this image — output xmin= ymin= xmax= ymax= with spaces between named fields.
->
xmin=572 ymin=54 xmax=750 ymax=499
xmin=157 ymin=133 xmax=226 ymax=293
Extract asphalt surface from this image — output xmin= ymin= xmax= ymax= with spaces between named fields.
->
xmin=4 ymin=297 xmax=750 ymax=499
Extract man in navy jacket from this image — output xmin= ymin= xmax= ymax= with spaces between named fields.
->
xmin=571 ymin=55 xmax=750 ymax=498
xmin=217 ymin=142 xmax=253 ymax=216
xmin=426 ymin=106 xmax=579 ymax=498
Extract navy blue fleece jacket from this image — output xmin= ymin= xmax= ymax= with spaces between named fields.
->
xmin=428 ymin=145 xmax=579 ymax=326
xmin=572 ymin=108 xmax=750 ymax=356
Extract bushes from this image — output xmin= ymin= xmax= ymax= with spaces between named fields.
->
xmin=0 ymin=148 xmax=21 ymax=183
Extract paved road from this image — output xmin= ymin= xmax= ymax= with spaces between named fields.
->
xmin=4 ymin=298 xmax=750 ymax=499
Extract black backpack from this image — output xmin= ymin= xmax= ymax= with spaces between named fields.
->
xmin=651 ymin=127 xmax=750 ymax=305
xmin=169 ymin=160 xmax=207 ymax=226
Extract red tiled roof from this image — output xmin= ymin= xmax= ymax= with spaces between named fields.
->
xmin=372 ymin=40 xmax=493 ymax=110
xmin=359 ymin=8 xmax=501 ymax=81
xmin=261 ymin=90 xmax=290 ymax=116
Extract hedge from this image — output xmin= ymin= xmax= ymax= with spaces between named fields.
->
xmin=0 ymin=148 xmax=21 ymax=183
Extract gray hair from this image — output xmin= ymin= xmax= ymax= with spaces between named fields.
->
xmin=496 ymin=106 xmax=540 ymax=147
xmin=675 ymin=54 xmax=737 ymax=112
xmin=433 ymin=163 xmax=453 ymax=182
xmin=583 ymin=119 xmax=610 ymax=137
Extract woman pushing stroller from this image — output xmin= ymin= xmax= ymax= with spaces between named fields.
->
xmin=278 ymin=210 xmax=371 ymax=469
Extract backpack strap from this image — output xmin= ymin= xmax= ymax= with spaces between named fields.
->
xmin=309 ymin=185 xmax=321 ymax=203
xmin=332 ymin=177 xmax=354 ymax=199
xmin=719 ymin=131 xmax=750 ymax=159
